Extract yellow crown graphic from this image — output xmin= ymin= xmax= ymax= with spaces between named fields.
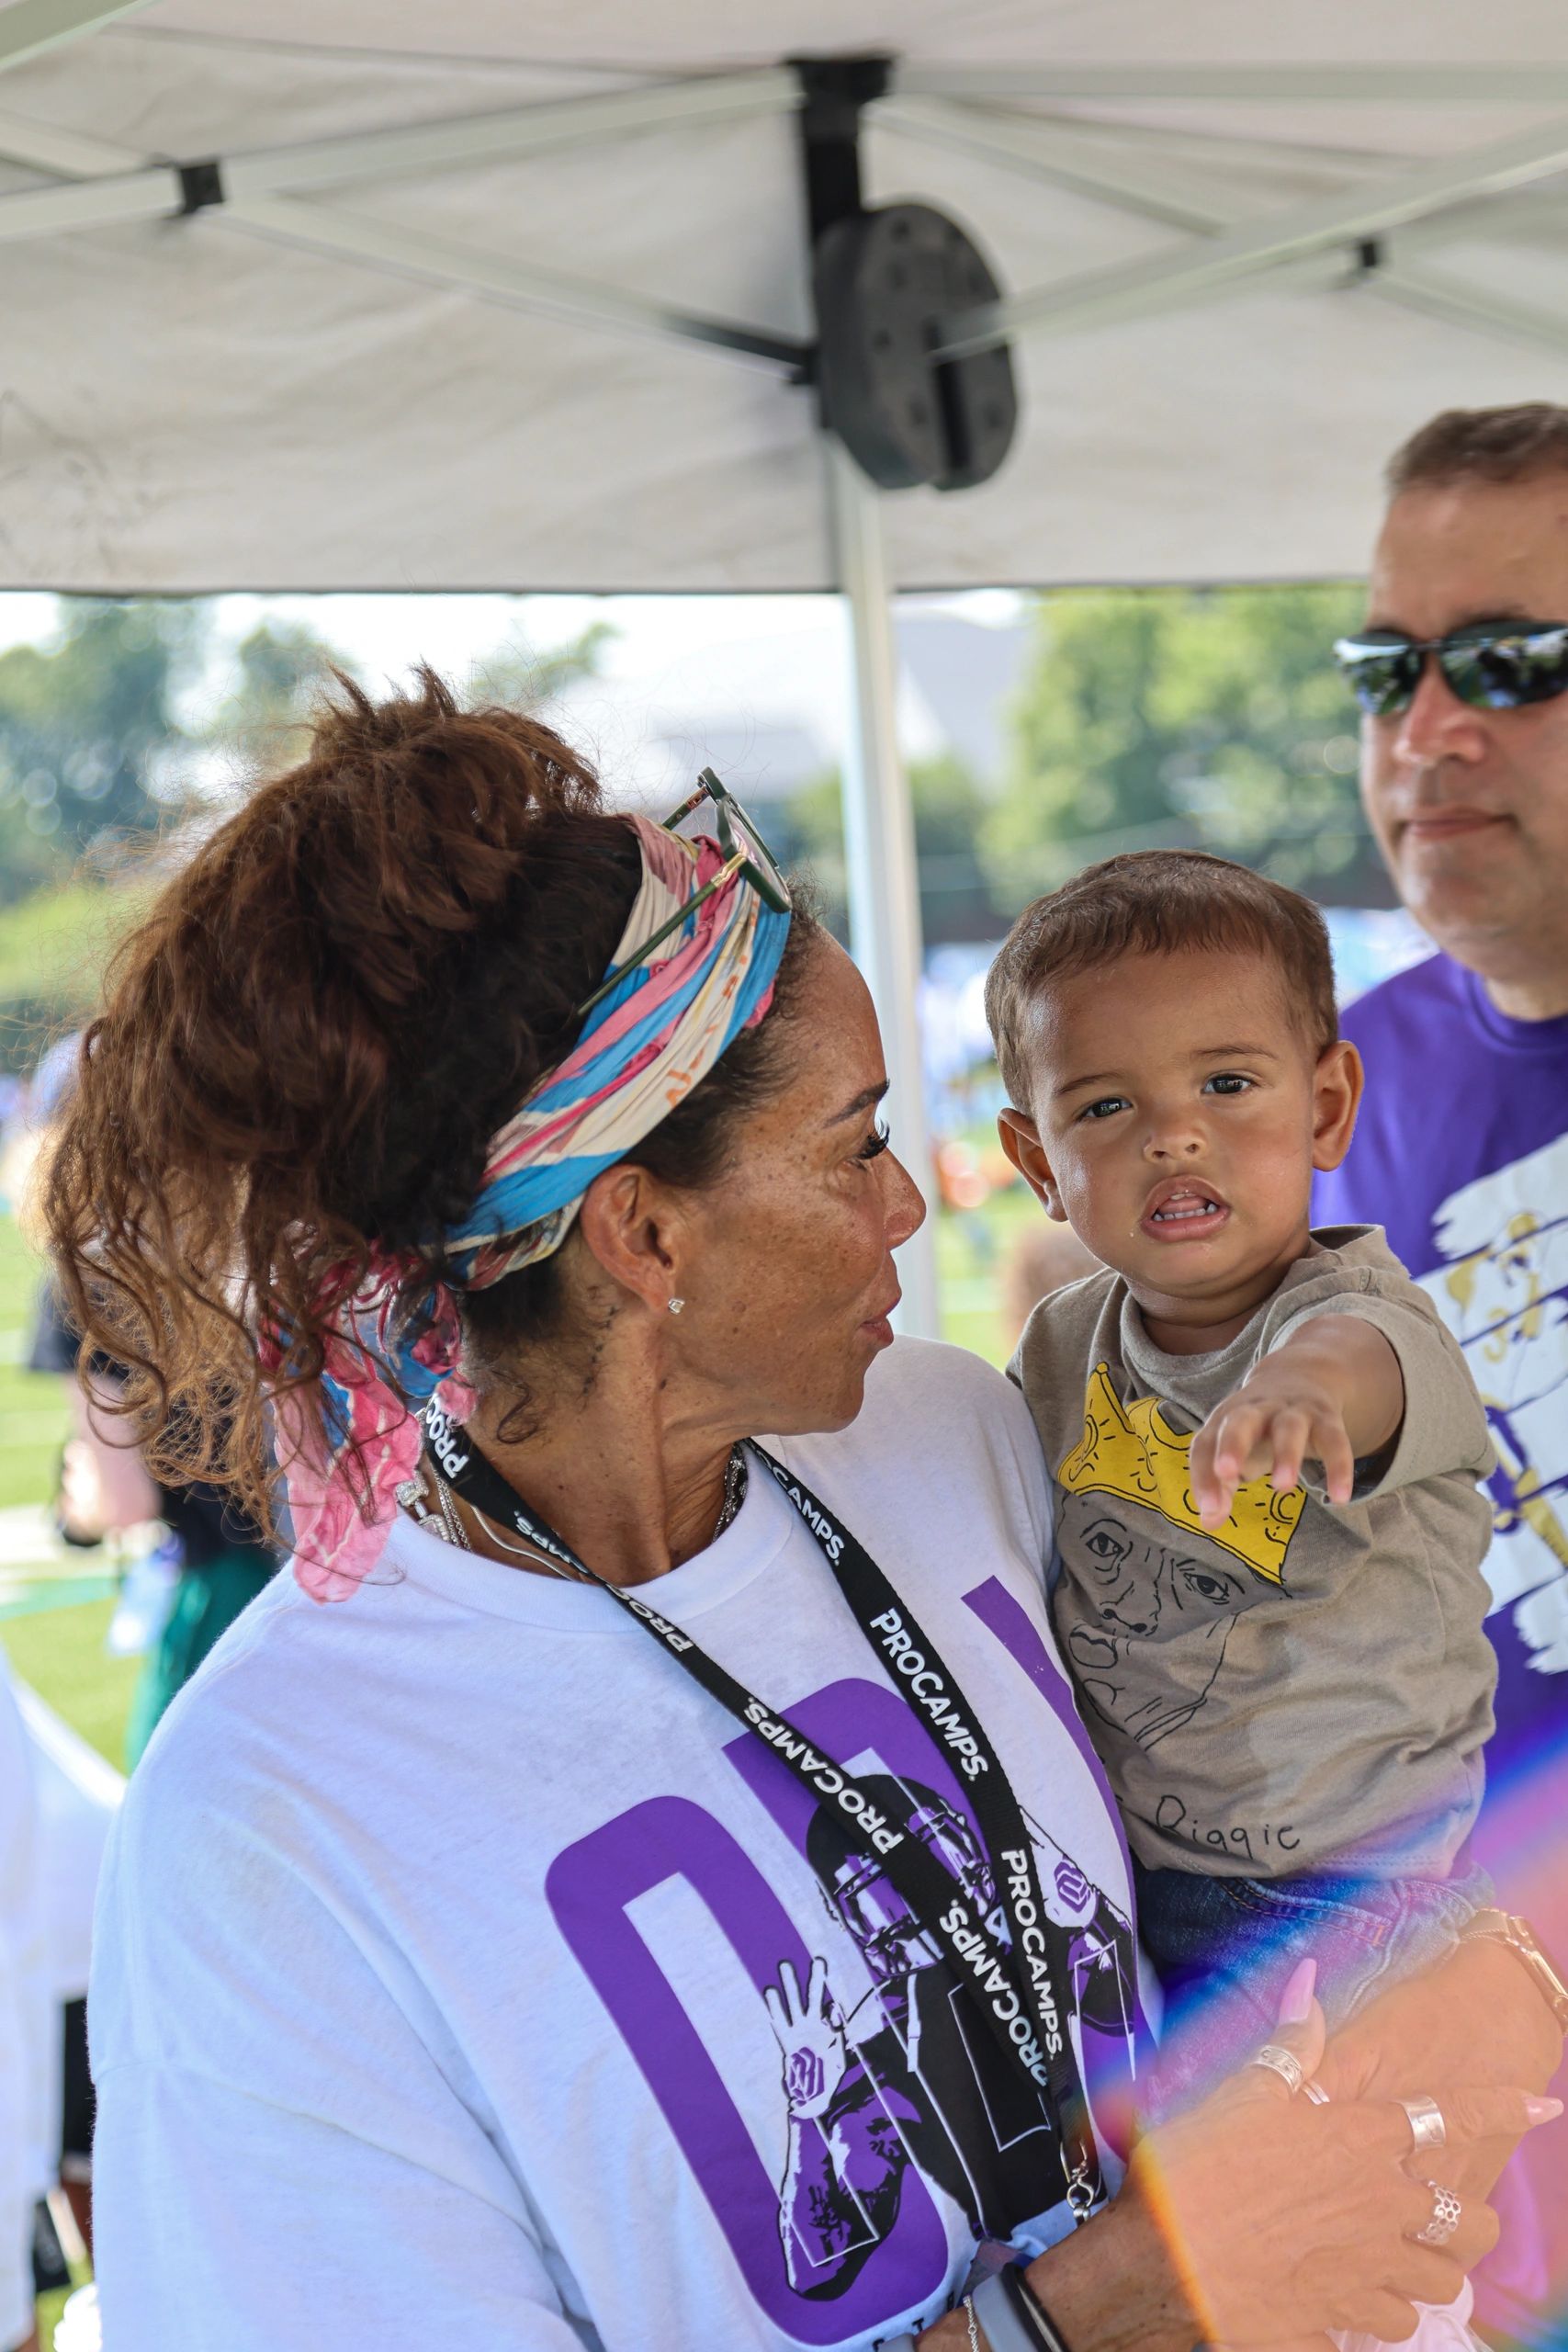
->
xmin=1057 ymin=1363 xmax=1305 ymax=1586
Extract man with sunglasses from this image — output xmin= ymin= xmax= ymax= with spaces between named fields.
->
xmin=1319 ymin=402 xmax=1568 ymax=2348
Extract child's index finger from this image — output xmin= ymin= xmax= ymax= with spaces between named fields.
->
xmin=1195 ymin=1397 xmax=1267 ymax=1524
xmin=1195 ymin=1455 xmax=1239 ymax=1528
xmin=1217 ymin=1399 xmax=1271 ymax=1479
xmin=1196 ymin=1488 xmax=1235 ymax=1530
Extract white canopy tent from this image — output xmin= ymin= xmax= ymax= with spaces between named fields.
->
xmin=7 ymin=2 xmax=1568 ymax=1330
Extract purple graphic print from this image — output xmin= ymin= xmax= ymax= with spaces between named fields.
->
xmin=758 ymin=1784 xmax=990 ymax=2300
xmin=545 ymin=1590 xmax=1141 ymax=2342
xmin=544 ymin=1792 xmax=949 ymax=2339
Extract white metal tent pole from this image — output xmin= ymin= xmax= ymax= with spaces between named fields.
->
xmin=936 ymin=107 xmax=1568 ymax=358
xmin=823 ymin=429 xmax=940 ymax=1341
xmin=0 ymin=0 xmax=153 ymax=76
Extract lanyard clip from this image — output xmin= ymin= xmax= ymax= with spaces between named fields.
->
xmin=1066 ymin=2162 xmax=1097 ymax=2224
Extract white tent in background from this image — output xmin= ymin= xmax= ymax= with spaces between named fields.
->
xmin=6 ymin=2 xmax=1568 ymax=1329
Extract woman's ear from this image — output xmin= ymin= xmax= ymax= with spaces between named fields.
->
xmin=1311 ymin=1039 xmax=1364 ymax=1173
xmin=997 ymin=1106 xmax=1067 ymax=1222
xmin=573 ymin=1161 xmax=690 ymax=1314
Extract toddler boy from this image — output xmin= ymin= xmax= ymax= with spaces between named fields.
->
xmin=986 ymin=849 xmax=1497 ymax=2082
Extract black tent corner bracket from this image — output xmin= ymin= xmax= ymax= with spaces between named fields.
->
xmin=176 ymin=159 xmax=226 ymax=216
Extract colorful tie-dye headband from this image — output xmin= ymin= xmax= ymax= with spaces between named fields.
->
xmin=268 ymin=814 xmax=792 ymax=1601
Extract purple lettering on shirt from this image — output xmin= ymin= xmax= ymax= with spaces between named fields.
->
xmin=545 ymin=1792 xmax=948 ymax=2337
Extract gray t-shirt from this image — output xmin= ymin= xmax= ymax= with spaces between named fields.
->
xmin=1010 ymin=1226 xmax=1497 ymax=1880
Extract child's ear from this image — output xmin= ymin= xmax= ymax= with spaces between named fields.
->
xmin=1311 ymin=1039 xmax=1363 ymax=1173
xmin=997 ymin=1107 xmax=1067 ymax=1220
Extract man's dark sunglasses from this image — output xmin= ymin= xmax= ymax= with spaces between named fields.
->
xmin=1334 ymin=620 xmax=1568 ymax=718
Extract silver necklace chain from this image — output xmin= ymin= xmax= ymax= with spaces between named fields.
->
xmin=396 ymin=1445 xmax=749 ymax=1579
xmin=395 ymin=1464 xmax=471 ymax=1552
xmin=716 ymin=1442 xmax=748 ymax=1534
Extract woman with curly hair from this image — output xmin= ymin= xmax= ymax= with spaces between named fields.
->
xmin=51 ymin=675 xmax=1560 ymax=2352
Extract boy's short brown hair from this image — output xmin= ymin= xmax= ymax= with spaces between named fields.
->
xmin=985 ymin=848 xmax=1337 ymax=1110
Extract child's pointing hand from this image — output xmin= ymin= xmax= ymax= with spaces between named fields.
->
xmin=1190 ymin=1317 xmax=1406 ymax=1530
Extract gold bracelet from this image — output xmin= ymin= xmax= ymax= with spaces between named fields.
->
xmin=1460 ymin=1908 xmax=1568 ymax=2032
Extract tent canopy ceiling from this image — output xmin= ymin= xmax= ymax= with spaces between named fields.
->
xmin=6 ymin=1 xmax=1568 ymax=592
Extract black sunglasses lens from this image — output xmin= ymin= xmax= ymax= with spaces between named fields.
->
xmin=1439 ymin=627 xmax=1568 ymax=709
xmin=1335 ymin=639 xmax=1422 ymax=717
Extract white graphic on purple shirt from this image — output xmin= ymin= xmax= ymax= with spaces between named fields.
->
xmin=544 ymin=1585 xmax=1145 ymax=2341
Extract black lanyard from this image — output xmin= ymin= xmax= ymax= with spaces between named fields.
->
xmin=423 ymin=1397 xmax=1102 ymax=2222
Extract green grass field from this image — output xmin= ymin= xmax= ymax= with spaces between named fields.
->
xmin=0 ymin=1213 xmax=70 ymax=1508
xmin=935 ymin=1180 xmax=1036 ymax=1365
xmin=0 ymin=1208 xmax=136 ymax=1769
xmin=4 ymin=1599 xmax=138 ymax=1769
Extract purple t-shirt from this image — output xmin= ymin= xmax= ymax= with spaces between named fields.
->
xmin=1315 ymin=950 xmax=1568 ymax=2342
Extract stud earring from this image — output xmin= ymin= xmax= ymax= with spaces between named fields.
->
xmin=667 ymin=1296 xmax=685 ymax=1315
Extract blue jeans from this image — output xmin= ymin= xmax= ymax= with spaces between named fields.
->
xmin=1133 ymin=1856 xmax=1490 ymax=2112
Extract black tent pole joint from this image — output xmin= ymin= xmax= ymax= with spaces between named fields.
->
xmin=176 ymin=160 xmax=226 ymax=215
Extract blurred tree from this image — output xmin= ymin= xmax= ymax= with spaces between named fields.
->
xmin=786 ymin=752 xmax=998 ymax=945
xmin=0 ymin=600 xmax=619 ymax=1068
xmin=200 ymin=616 xmax=359 ymax=784
xmin=223 ymin=616 xmax=355 ymax=728
xmin=469 ymin=620 xmax=616 ymax=710
xmin=205 ymin=613 xmax=612 ymax=775
xmin=197 ymin=611 xmax=611 ymax=786
xmin=0 ymin=600 xmax=206 ymax=905
xmin=987 ymin=582 xmax=1384 ymax=913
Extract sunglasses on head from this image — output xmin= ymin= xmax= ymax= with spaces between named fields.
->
xmin=574 ymin=769 xmax=791 ymax=1021
xmin=1333 ymin=619 xmax=1568 ymax=718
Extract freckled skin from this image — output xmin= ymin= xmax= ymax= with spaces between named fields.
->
xmin=651 ymin=939 xmax=928 ymax=1440
xmin=1362 ymin=477 xmax=1568 ymax=1020
xmin=455 ymin=937 xmax=927 ymax=1586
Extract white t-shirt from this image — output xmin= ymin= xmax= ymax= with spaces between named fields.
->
xmin=90 ymin=1340 xmax=1148 ymax=2352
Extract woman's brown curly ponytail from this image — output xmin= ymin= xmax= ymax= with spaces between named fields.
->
xmin=45 ymin=670 xmax=810 ymax=1536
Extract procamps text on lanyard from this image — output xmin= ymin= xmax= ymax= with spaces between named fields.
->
xmin=423 ymin=1396 xmax=1102 ymax=2222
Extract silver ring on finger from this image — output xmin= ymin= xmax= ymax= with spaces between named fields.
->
xmin=1414 ymin=2181 xmax=1462 ymax=2247
xmin=1398 ymin=2095 xmax=1448 ymax=2154
xmin=1251 ymin=2041 xmax=1306 ymax=2096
